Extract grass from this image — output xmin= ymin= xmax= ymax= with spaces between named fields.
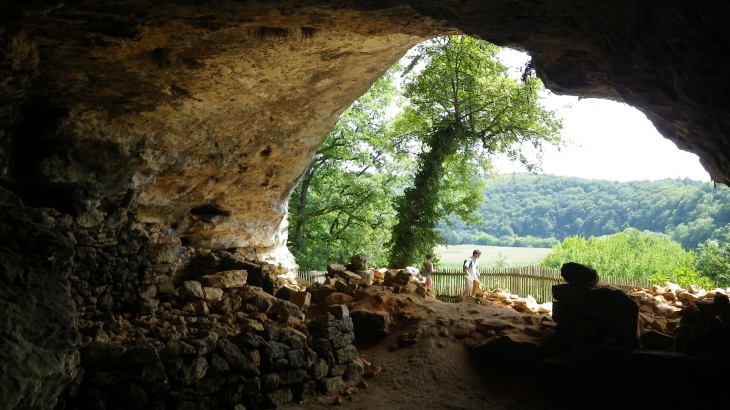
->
xmin=433 ymin=244 xmax=552 ymax=269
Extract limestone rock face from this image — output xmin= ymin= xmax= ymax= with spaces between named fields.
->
xmin=0 ymin=3 xmax=444 ymax=259
xmin=0 ymin=197 xmax=79 ymax=410
xmin=3 ymin=1 xmax=730 ymax=262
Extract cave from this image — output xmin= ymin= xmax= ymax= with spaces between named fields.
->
xmin=2 ymin=1 xmax=730 ymax=409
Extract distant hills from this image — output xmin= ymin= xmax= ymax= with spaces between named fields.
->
xmin=440 ymin=173 xmax=730 ymax=249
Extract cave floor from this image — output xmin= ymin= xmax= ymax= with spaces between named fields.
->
xmin=289 ymin=291 xmax=557 ymax=410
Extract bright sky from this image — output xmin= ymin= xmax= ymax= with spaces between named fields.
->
xmin=494 ymin=49 xmax=711 ymax=182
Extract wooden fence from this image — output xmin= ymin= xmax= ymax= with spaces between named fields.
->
xmin=297 ymin=266 xmax=651 ymax=304
xmin=431 ymin=266 xmax=651 ymax=303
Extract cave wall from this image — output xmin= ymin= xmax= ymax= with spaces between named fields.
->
xmin=0 ymin=1 xmax=450 ymax=265
xmin=2 ymin=2 xmax=730 ymax=409
xmin=2 ymin=1 xmax=730 ymax=259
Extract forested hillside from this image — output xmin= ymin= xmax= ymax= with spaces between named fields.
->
xmin=441 ymin=173 xmax=730 ymax=249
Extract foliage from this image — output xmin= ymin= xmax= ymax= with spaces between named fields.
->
xmin=540 ymin=228 xmax=696 ymax=283
xmin=442 ymin=173 xmax=730 ymax=249
xmin=693 ymin=226 xmax=730 ymax=287
xmin=388 ymin=36 xmax=563 ymax=267
xmin=287 ymin=68 xmax=408 ymax=271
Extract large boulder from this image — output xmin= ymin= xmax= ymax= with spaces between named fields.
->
xmin=560 ymin=262 xmax=599 ymax=287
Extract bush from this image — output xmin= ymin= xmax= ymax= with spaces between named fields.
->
xmin=693 ymin=231 xmax=730 ymax=287
xmin=540 ymin=228 xmax=696 ymax=282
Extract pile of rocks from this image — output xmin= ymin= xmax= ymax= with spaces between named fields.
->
xmin=305 ymin=305 xmax=363 ymax=394
xmin=62 ymin=272 xmax=363 ymax=410
xmin=137 ymin=224 xmax=187 ymax=312
xmin=629 ymin=283 xmax=730 ymax=351
xmin=473 ymin=289 xmax=553 ymax=314
xmin=550 ymin=263 xmax=640 ymax=347
xmin=183 ymin=248 xmax=304 ymax=296
xmin=306 ymin=260 xmax=435 ymax=303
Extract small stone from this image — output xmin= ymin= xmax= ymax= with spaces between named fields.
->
xmin=180 ymin=356 xmax=209 ymax=385
xmin=216 ymin=295 xmax=243 ymax=314
xmin=364 ymin=365 xmax=381 ymax=378
xmin=180 ymin=281 xmax=204 ymax=301
xmin=275 ymin=286 xmax=298 ymax=301
xmin=195 ymin=301 xmax=209 ymax=315
xmin=312 ymin=358 xmax=329 ymax=380
xmin=199 ymin=270 xmax=248 ymax=289
xmin=323 ymin=292 xmax=353 ymax=306
xmin=139 ymin=285 xmax=158 ymax=299
xmin=327 ymin=264 xmax=348 ymax=277
xmin=269 ymin=300 xmax=302 ymax=322
xmin=317 ymin=376 xmax=343 ymax=395
xmin=264 ymin=388 xmax=293 ymax=408
xmin=203 ymin=287 xmax=224 ymax=302
xmin=216 ymin=338 xmax=260 ymax=377
xmin=290 ymin=291 xmax=311 ymax=312
xmin=136 ymin=297 xmax=159 ymax=316
xmin=326 ymin=304 xmax=349 ymax=319
xmin=181 ymin=303 xmax=196 ymax=313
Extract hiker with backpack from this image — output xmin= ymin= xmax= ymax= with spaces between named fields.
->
xmin=461 ymin=250 xmax=482 ymax=302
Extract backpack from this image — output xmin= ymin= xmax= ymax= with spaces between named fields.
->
xmin=464 ymin=258 xmax=472 ymax=268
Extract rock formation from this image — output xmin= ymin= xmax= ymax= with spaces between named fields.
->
xmin=2 ymin=1 xmax=730 ymax=260
xmin=0 ymin=189 xmax=79 ymax=410
xmin=3 ymin=1 xmax=730 ymax=409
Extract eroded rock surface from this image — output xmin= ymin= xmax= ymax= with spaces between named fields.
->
xmin=2 ymin=1 xmax=730 ymax=260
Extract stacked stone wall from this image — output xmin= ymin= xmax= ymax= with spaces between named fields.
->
xmin=66 ymin=208 xmax=151 ymax=314
xmin=56 ymin=223 xmax=363 ymax=410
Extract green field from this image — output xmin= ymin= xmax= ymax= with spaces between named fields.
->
xmin=433 ymin=244 xmax=553 ymax=269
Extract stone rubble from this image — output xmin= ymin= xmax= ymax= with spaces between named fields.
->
xmin=55 ymin=219 xmax=365 ymax=410
xmin=42 ymin=204 xmax=730 ymax=410
xmin=629 ymin=282 xmax=730 ymax=352
xmin=62 ymin=280 xmax=364 ymax=410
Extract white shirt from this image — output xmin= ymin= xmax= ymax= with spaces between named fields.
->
xmin=464 ymin=256 xmax=479 ymax=279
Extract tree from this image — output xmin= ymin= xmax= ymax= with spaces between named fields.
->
xmin=388 ymin=36 xmax=563 ymax=267
xmin=693 ymin=226 xmax=730 ymax=287
xmin=288 ymin=69 xmax=409 ymax=270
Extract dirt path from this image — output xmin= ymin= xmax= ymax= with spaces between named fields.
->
xmin=289 ymin=291 xmax=553 ymax=410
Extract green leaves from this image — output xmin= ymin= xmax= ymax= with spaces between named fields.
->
xmin=540 ymin=228 xmax=698 ymax=283
xmin=442 ymin=173 xmax=730 ymax=250
xmin=693 ymin=226 xmax=730 ymax=287
xmin=287 ymin=68 xmax=405 ymax=271
xmin=387 ymin=36 xmax=563 ymax=267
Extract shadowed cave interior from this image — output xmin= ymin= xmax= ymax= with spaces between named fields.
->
xmin=1 ymin=1 xmax=730 ymax=409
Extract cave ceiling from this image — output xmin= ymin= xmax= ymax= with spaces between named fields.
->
xmin=1 ymin=0 xmax=730 ymax=253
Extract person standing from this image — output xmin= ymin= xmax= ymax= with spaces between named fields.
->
xmin=422 ymin=253 xmax=435 ymax=288
xmin=461 ymin=250 xmax=481 ymax=301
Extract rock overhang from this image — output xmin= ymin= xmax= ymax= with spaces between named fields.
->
xmin=2 ymin=0 xmax=730 ymax=255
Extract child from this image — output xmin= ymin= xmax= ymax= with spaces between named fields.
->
xmin=422 ymin=253 xmax=435 ymax=288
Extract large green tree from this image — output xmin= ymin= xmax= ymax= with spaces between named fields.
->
xmin=388 ymin=36 xmax=563 ymax=267
xmin=288 ymin=69 xmax=409 ymax=270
